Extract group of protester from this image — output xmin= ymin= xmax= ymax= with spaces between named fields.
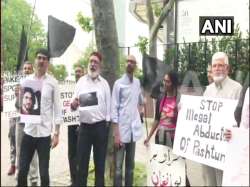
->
xmin=5 ymin=48 xmax=249 ymax=186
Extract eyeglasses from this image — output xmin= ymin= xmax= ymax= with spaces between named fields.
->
xmin=36 ymin=55 xmax=48 ymax=61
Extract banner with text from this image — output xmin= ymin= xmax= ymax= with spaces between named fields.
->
xmin=173 ymin=95 xmax=238 ymax=170
xmin=222 ymin=128 xmax=249 ymax=186
xmin=147 ymin=144 xmax=185 ymax=187
xmin=59 ymin=82 xmax=79 ymax=126
xmin=3 ymin=74 xmax=26 ymax=118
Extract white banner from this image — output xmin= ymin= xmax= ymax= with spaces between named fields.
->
xmin=173 ymin=95 xmax=238 ymax=170
xmin=59 ymin=82 xmax=79 ymax=126
xmin=222 ymin=128 xmax=249 ymax=186
xmin=3 ymin=82 xmax=19 ymax=118
xmin=147 ymin=144 xmax=186 ymax=187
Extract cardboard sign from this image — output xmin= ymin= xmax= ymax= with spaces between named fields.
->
xmin=59 ymin=82 xmax=79 ymax=126
xmin=147 ymin=144 xmax=186 ymax=187
xmin=222 ymin=128 xmax=249 ymax=186
xmin=173 ymin=95 xmax=238 ymax=170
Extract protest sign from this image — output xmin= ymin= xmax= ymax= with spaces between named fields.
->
xmin=59 ymin=82 xmax=79 ymax=125
xmin=3 ymin=74 xmax=26 ymax=118
xmin=20 ymin=79 xmax=41 ymax=123
xmin=3 ymin=82 xmax=19 ymax=118
xmin=173 ymin=95 xmax=238 ymax=170
xmin=147 ymin=144 xmax=186 ymax=187
xmin=222 ymin=128 xmax=249 ymax=186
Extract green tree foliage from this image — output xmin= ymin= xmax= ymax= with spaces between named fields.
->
xmin=164 ymin=25 xmax=249 ymax=86
xmin=73 ymin=43 xmax=96 ymax=71
xmin=2 ymin=0 xmax=46 ymax=72
xmin=77 ymin=12 xmax=94 ymax=33
xmin=135 ymin=36 xmax=149 ymax=54
xmin=48 ymin=64 xmax=68 ymax=81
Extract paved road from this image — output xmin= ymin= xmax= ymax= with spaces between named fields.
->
xmin=1 ymin=113 xmax=204 ymax=186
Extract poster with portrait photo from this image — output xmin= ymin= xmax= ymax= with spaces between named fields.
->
xmin=79 ymin=92 xmax=98 ymax=108
xmin=20 ymin=79 xmax=42 ymax=123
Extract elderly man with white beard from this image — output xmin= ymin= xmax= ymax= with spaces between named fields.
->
xmin=71 ymin=51 xmax=111 ymax=186
xmin=201 ymin=51 xmax=242 ymax=186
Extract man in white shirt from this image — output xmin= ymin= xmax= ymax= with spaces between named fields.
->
xmin=111 ymin=55 xmax=144 ymax=186
xmin=71 ymin=52 xmax=111 ymax=186
xmin=15 ymin=62 xmax=39 ymax=186
xmin=202 ymin=51 xmax=242 ymax=186
xmin=17 ymin=49 xmax=62 ymax=186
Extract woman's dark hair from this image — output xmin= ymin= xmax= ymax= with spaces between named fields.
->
xmin=166 ymin=70 xmax=179 ymax=90
xmin=22 ymin=87 xmax=36 ymax=108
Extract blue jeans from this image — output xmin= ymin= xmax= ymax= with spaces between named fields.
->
xmin=114 ymin=141 xmax=136 ymax=186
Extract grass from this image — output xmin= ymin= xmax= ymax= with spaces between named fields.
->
xmin=87 ymin=161 xmax=147 ymax=186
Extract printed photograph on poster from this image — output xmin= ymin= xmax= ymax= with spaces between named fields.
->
xmin=79 ymin=92 xmax=98 ymax=107
xmin=20 ymin=87 xmax=41 ymax=115
xmin=20 ymin=79 xmax=42 ymax=123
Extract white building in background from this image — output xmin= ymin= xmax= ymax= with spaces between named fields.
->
xmin=177 ymin=0 xmax=249 ymax=43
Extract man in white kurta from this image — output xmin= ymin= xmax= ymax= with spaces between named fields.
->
xmin=202 ymin=52 xmax=242 ymax=186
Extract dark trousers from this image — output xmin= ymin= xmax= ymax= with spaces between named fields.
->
xmin=68 ymin=125 xmax=79 ymax=186
xmin=17 ymin=133 xmax=51 ymax=186
xmin=9 ymin=118 xmax=17 ymax=166
xmin=114 ymin=141 xmax=136 ymax=186
xmin=76 ymin=121 xmax=109 ymax=186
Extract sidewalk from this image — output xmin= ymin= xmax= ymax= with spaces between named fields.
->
xmin=1 ymin=113 xmax=204 ymax=186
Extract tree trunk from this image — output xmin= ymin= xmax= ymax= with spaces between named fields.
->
xmin=146 ymin=0 xmax=157 ymax=57
xmin=90 ymin=0 xmax=119 ymax=183
xmin=90 ymin=0 xmax=119 ymax=88
xmin=149 ymin=0 xmax=175 ymax=45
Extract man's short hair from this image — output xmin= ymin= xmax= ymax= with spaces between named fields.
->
xmin=74 ymin=63 xmax=84 ymax=70
xmin=35 ymin=48 xmax=50 ymax=60
xmin=90 ymin=51 xmax=102 ymax=62
xmin=212 ymin=52 xmax=229 ymax=65
xmin=24 ymin=61 xmax=33 ymax=66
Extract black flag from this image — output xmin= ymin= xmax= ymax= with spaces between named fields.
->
xmin=48 ymin=15 xmax=76 ymax=58
xmin=16 ymin=25 xmax=28 ymax=73
xmin=142 ymin=54 xmax=171 ymax=98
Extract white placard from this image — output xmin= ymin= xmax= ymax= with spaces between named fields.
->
xmin=3 ymin=82 xmax=19 ymax=118
xmin=147 ymin=144 xmax=186 ymax=186
xmin=173 ymin=95 xmax=238 ymax=170
xmin=222 ymin=128 xmax=249 ymax=186
xmin=59 ymin=82 xmax=80 ymax=125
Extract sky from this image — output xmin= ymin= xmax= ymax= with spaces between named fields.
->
xmin=25 ymin=0 xmax=152 ymax=79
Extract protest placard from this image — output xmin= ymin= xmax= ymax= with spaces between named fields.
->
xmin=20 ymin=79 xmax=41 ymax=123
xmin=59 ymin=82 xmax=79 ymax=125
xmin=173 ymin=95 xmax=238 ymax=170
xmin=222 ymin=128 xmax=249 ymax=186
xmin=3 ymin=74 xmax=26 ymax=118
xmin=147 ymin=144 xmax=185 ymax=187
xmin=3 ymin=82 xmax=19 ymax=118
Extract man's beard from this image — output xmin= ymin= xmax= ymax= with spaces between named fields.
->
xmin=88 ymin=66 xmax=100 ymax=79
xmin=213 ymin=74 xmax=226 ymax=83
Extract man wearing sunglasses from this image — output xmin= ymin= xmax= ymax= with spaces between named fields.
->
xmin=17 ymin=48 xmax=62 ymax=186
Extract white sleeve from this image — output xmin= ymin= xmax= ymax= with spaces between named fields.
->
xmin=240 ymin=88 xmax=249 ymax=129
